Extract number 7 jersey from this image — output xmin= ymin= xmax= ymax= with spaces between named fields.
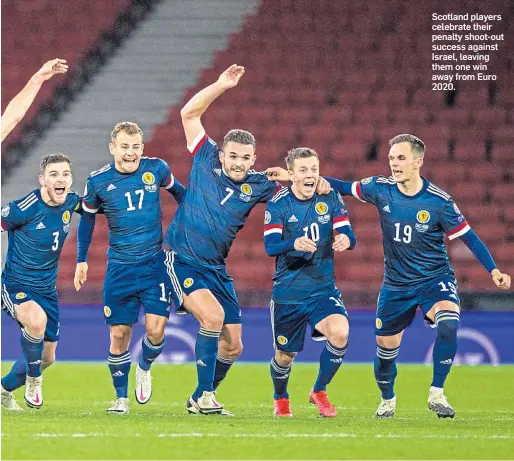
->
xmin=352 ymin=176 xmax=470 ymax=288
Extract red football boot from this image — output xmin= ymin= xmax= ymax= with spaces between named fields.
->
xmin=309 ymin=389 xmax=337 ymax=417
xmin=274 ymin=397 xmax=293 ymax=417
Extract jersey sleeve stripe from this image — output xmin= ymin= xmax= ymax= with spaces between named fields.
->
xmin=164 ymin=174 xmax=175 ymax=189
xmin=187 ymin=131 xmax=207 ymax=154
xmin=333 ymin=217 xmax=350 ymax=229
xmin=82 ymin=199 xmax=99 ymax=214
xmin=264 ymin=224 xmax=283 ymax=236
xmin=447 ymin=221 xmax=471 ymax=240
xmin=351 ymin=181 xmax=366 ymax=202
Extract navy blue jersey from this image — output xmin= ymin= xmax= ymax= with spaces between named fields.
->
xmin=1 ymin=189 xmax=82 ymax=293
xmin=264 ymin=187 xmax=354 ymax=304
xmin=352 ymin=176 xmax=470 ymax=288
xmin=83 ymin=157 xmax=176 ymax=263
xmin=166 ymin=131 xmax=279 ymax=268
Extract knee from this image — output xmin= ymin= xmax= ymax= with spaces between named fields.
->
xmin=201 ymin=310 xmax=224 ymax=331
xmin=225 ymin=341 xmax=243 ymax=359
xmin=27 ymin=311 xmax=47 ymax=338
xmin=437 ymin=318 xmax=459 ymax=341
xmin=327 ymin=329 xmax=348 ymax=348
xmin=275 ymin=350 xmax=295 ymax=368
xmin=146 ymin=326 xmax=165 ymax=345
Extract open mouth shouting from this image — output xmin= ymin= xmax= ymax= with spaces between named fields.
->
xmin=54 ymin=185 xmax=66 ymax=197
xmin=304 ymin=179 xmax=316 ymax=193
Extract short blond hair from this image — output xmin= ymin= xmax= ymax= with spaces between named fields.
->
xmin=111 ymin=121 xmax=143 ymax=143
xmin=285 ymin=147 xmax=318 ymax=171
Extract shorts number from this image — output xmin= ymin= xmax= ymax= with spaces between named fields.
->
xmin=303 ymin=223 xmax=320 ymax=242
xmin=52 ymin=231 xmax=59 ymax=251
xmin=438 ymin=281 xmax=457 ymax=294
xmin=159 ymin=282 xmax=167 ymax=302
xmin=125 ymin=190 xmax=144 ymax=211
xmin=394 ymin=223 xmax=412 ymax=243
xmin=220 ymin=187 xmax=234 ymax=206
xmin=329 ymin=296 xmax=344 ymax=308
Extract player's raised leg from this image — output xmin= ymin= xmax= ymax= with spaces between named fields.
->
xmin=135 ymin=313 xmax=167 ymax=404
xmin=6 ymin=300 xmax=47 ymax=408
xmin=425 ymin=300 xmax=460 ymax=418
xmin=271 ymin=349 xmax=295 ymax=417
xmin=310 ymin=312 xmax=349 ymax=418
xmin=107 ymin=324 xmax=132 ymax=414
xmin=374 ymin=333 xmax=402 ymax=418
xmin=183 ymin=290 xmax=224 ymax=415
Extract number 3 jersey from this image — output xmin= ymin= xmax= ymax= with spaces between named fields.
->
xmin=82 ymin=157 xmax=175 ymax=263
xmin=264 ymin=187 xmax=355 ymax=304
xmin=351 ymin=176 xmax=470 ymax=288
xmin=165 ymin=131 xmax=278 ymax=268
xmin=1 ymin=189 xmax=82 ymax=293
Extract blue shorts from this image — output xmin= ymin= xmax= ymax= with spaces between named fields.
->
xmin=376 ymin=273 xmax=461 ymax=336
xmin=270 ymin=289 xmax=349 ymax=353
xmin=173 ymin=253 xmax=241 ymax=325
xmin=103 ymin=250 xmax=182 ymax=325
xmin=1 ymin=283 xmax=60 ymax=342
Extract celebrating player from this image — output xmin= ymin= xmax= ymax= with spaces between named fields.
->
xmin=322 ymin=134 xmax=511 ymax=418
xmin=74 ymin=121 xmax=185 ymax=414
xmin=264 ymin=148 xmax=356 ymax=417
xmin=165 ymin=64 xmax=292 ymax=415
xmin=1 ymin=58 xmax=68 ymax=142
xmin=1 ymin=153 xmax=81 ymax=410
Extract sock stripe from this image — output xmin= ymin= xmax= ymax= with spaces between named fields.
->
xmin=377 ymin=346 xmax=399 ymax=360
xmin=435 ymin=310 xmax=460 ymax=326
xmin=199 ymin=328 xmax=221 ymax=338
xmin=22 ymin=329 xmax=43 ymax=344
xmin=271 ymin=358 xmax=290 ymax=374
xmin=326 ymin=342 xmax=347 ymax=356
xmin=143 ymin=336 xmax=164 ymax=350
xmin=108 ymin=352 xmax=131 ymax=364
xmin=217 ymin=355 xmax=235 ymax=365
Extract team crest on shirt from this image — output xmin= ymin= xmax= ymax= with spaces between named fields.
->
xmin=184 ymin=278 xmax=194 ymax=289
xmin=361 ymin=177 xmax=373 ymax=185
xmin=1 ymin=206 xmax=10 ymax=217
xmin=15 ymin=292 xmax=27 ymax=300
xmin=104 ymin=306 xmax=111 ymax=317
xmin=239 ymin=184 xmax=252 ymax=202
xmin=315 ymin=202 xmax=328 ymax=215
xmin=376 ymin=318 xmax=382 ymax=329
xmin=277 ymin=335 xmax=288 ymax=345
xmin=416 ymin=210 xmax=430 ymax=224
xmin=264 ymin=211 xmax=271 ymax=225
xmin=453 ymin=203 xmax=461 ymax=215
xmin=142 ymin=172 xmax=157 ymax=192
xmin=62 ymin=210 xmax=71 ymax=224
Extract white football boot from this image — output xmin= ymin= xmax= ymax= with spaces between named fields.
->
xmin=135 ymin=365 xmax=152 ymax=404
xmin=186 ymin=392 xmax=233 ymax=416
xmin=428 ymin=388 xmax=455 ymax=418
xmin=1 ymin=384 xmax=24 ymax=411
xmin=375 ymin=396 xmax=396 ymax=418
xmin=196 ymin=391 xmax=224 ymax=415
xmin=24 ymin=376 xmax=43 ymax=409
xmin=107 ymin=398 xmax=130 ymax=414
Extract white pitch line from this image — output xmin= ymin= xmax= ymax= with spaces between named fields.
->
xmin=3 ymin=433 xmax=514 ymax=440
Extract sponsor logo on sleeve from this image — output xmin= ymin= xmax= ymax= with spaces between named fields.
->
xmin=264 ymin=211 xmax=271 ymax=224
xmin=1 ymin=206 xmax=10 ymax=217
xmin=361 ymin=177 xmax=373 ymax=185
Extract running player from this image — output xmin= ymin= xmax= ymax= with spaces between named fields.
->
xmin=2 ymin=58 xmax=68 ymax=141
xmin=321 ymin=134 xmax=511 ymax=418
xmin=165 ymin=65 xmax=291 ymax=415
xmin=1 ymin=153 xmax=81 ymax=410
xmin=264 ymin=148 xmax=356 ymax=418
xmin=74 ymin=121 xmax=185 ymax=414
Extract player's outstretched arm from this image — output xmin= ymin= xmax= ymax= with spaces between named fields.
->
xmin=74 ymin=211 xmax=96 ymax=291
xmin=1 ymin=58 xmax=68 ymax=141
xmin=458 ymin=230 xmax=511 ymax=289
xmin=181 ymin=64 xmax=245 ymax=148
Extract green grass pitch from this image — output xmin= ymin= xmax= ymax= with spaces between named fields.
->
xmin=2 ymin=363 xmax=514 ymax=460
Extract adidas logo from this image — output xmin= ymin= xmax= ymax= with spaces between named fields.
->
xmin=330 ymin=358 xmax=343 ymax=363
xmin=107 ymin=184 xmax=117 ymax=191
xmin=376 ymin=380 xmax=390 ymax=384
xmin=29 ymin=360 xmax=42 ymax=365
xmin=196 ymin=359 xmax=207 ymax=367
xmin=36 ymin=222 xmax=46 ymax=230
xmin=440 ymin=358 xmax=453 ymax=365
xmin=275 ymin=374 xmax=290 ymax=379
xmin=112 ymin=371 xmax=124 ymax=377
xmin=288 ymin=215 xmax=298 ymax=223
xmin=383 ymin=205 xmax=391 ymax=213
